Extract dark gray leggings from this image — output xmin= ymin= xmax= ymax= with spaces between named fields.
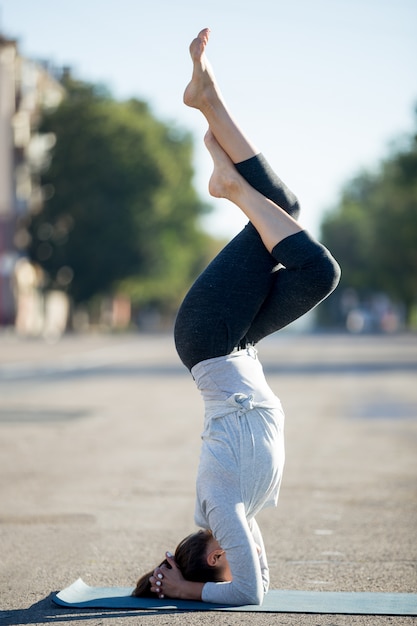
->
xmin=174 ymin=154 xmax=341 ymax=371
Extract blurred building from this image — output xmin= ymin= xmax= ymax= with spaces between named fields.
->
xmin=0 ymin=33 xmax=64 ymax=330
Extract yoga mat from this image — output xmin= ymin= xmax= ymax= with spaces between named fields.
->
xmin=53 ymin=578 xmax=417 ymax=615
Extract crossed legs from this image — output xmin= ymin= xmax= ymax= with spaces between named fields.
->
xmin=174 ymin=29 xmax=340 ymax=371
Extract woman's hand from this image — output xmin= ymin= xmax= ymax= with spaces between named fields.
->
xmin=149 ymin=552 xmax=204 ymax=601
xmin=149 ymin=552 xmax=183 ymax=598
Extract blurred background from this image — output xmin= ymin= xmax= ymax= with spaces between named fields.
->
xmin=0 ymin=0 xmax=416 ymax=339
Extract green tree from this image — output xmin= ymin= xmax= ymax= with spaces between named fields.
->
xmin=26 ymin=78 xmax=215 ymax=317
xmin=320 ymin=110 xmax=417 ymax=328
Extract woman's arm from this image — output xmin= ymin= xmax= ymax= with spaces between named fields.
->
xmin=249 ymin=517 xmax=270 ymax=593
xmin=201 ymin=503 xmax=265 ymax=605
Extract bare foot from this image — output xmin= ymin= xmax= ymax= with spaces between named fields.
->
xmin=183 ymin=28 xmax=223 ymax=111
xmin=204 ymin=131 xmax=242 ymax=200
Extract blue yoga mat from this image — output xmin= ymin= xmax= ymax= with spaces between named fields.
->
xmin=53 ymin=578 xmax=417 ymax=615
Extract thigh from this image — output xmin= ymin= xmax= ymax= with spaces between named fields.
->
xmin=174 ymin=223 xmax=277 ymax=370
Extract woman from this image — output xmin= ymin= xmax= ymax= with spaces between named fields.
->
xmin=133 ymin=28 xmax=340 ymax=605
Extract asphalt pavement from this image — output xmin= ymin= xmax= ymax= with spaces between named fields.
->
xmin=0 ymin=331 xmax=416 ymax=626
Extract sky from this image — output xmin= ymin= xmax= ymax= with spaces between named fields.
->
xmin=1 ymin=0 xmax=416 ymax=238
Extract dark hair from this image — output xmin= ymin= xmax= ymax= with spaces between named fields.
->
xmin=132 ymin=529 xmax=222 ymax=597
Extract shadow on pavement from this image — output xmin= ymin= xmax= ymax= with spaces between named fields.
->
xmin=0 ymin=594 xmax=181 ymax=625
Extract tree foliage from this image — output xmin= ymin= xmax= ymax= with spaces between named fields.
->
xmin=320 ymin=110 xmax=417 ymax=328
xmin=26 ymin=78 xmax=216 ymax=316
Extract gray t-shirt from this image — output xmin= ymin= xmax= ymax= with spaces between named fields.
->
xmin=191 ymin=347 xmax=285 ymax=605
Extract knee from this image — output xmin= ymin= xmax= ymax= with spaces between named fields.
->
xmin=316 ymin=247 xmax=341 ymax=299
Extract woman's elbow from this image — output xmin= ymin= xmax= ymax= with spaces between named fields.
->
xmin=240 ymin=586 xmax=264 ymax=606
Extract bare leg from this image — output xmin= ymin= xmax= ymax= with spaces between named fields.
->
xmin=176 ymin=30 xmax=340 ymax=370
xmin=185 ymin=28 xmax=300 ymax=218
xmin=204 ymin=130 xmax=301 ymax=252
xmin=184 ymin=28 xmax=259 ymax=163
xmin=185 ymin=29 xmax=302 ymax=250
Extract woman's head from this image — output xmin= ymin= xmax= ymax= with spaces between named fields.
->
xmin=174 ymin=529 xmax=231 ymax=582
xmin=132 ymin=529 xmax=231 ymax=597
